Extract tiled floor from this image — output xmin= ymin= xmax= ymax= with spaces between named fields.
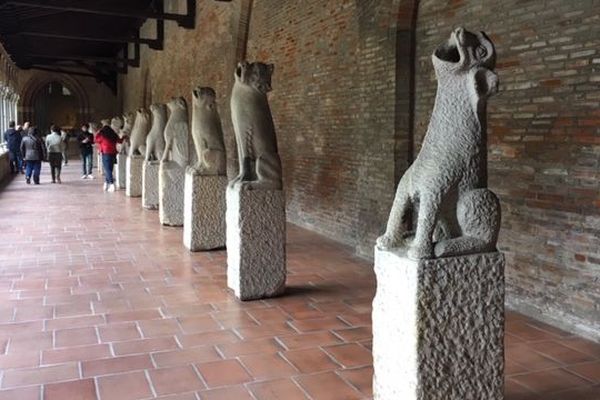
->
xmin=0 ymin=162 xmax=598 ymax=400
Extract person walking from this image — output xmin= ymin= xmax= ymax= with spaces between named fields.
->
xmin=78 ymin=123 xmax=95 ymax=179
xmin=3 ymin=121 xmax=22 ymax=174
xmin=20 ymin=127 xmax=46 ymax=185
xmin=94 ymin=124 xmax=126 ymax=192
xmin=45 ymin=126 xmax=63 ymax=184
xmin=60 ymin=129 xmax=69 ymax=166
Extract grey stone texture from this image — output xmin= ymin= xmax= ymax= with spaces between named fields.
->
xmin=118 ymin=111 xmax=135 ymax=155
xmin=377 ymin=28 xmax=500 ymax=260
xmin=126 ymin=155 xmax=144 ymax=198
xmin=145 ymin=103 xmax=167 ymax=162
xmin=183 ymin=173 xmax=228 ymax=251
xmin=142 ymin=161 xmax=160 ymax=210
xmin=190 ymin=87 xmax=226 ymax=176
xmin=115 ymin=153 xmax=127 ymax=190
xmin=161 ymin=97 xmax=190 ymax=168
xmin=226 ymin=186 xmax=286 ymax=301
xmin=230 ymin=61 xmax=283 ymax=190
xmin=128 ymin=108 xmax=151 ymax=157
xmin=372 ymin=248 xmax=505 ymax=400
xmin=159 ymin=161 xmax=186 ymax=226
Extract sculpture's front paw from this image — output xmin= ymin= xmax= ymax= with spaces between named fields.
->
xmin=407 ymin=242 xmax=433 ymax=260
xmin=376 ymin=234 xmax=400 ymax=250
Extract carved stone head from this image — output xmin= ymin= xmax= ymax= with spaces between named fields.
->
xmin=150 ymin=103 xmax=166 ymax=115
xmin=110 ymin=116 xmax=123 ymax=131
xmin=135 ymin=108 xmax=150 ymax=124
xmin=234 ymin=61 xmax=274 ymax=94
xmin=167 ymin=96 xmax=187 ymax=112
xmin=192 ymin=86 xmax=217 ymax=110
xmin=433 ymin=27 xmax=496 ymax=74
xmin=123 ymin=111 xmax=135 ymax=127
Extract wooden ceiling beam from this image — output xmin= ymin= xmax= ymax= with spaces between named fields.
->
xmin=3 ymin=0 xmax=196 ymax=29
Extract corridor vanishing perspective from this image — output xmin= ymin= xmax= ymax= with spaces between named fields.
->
xmin=0 ymin=164 xmax=597 ymax=400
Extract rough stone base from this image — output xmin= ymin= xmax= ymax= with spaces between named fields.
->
xmin=183 ymin=173 xmax=228 ymax=251
xmin=159 ymin=161 xmax=186 ymax=226
xmin=116 ymin=153 xmax=127 ymax=190
xmin=95 ymin=147 xmax=102 ymax=175
xmin=126 ymin=155 xmax=144 ymax=197
xmin=372 ymin=249 xmax=505 ymax=400
xmin=226 ymin=186 xmax=286 ymax=301
xmin=142 ymin=161 xmax=160 ymax=210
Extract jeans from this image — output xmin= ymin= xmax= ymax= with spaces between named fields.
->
xmin=102 ymin=154 xmax=116 ymax=184
xmin=82 ymin=152 xmax=93 ymax=175
xmin=25 ymin=160 xmax=42 ymax=183
xmin=8 ymin=150 xmax=22 ymax=173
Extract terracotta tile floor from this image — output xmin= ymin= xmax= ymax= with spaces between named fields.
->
xmin=0 ymin=162 xmax=599 ymax=400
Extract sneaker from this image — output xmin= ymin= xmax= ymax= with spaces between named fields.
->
xmin=26 ymin=178 xmax=30 ymax=184
xmin=88 ymin=175 xmax=95 ymax=180
xmin=103 ymin=182 xmax=109 ymax=191
xmin=81 ymin=175 xmax=88 ymax=179
xmin=57 ymin=177 xmax=62 ymax=184
xmin=107 ymin=184 xmax=115 ymax=192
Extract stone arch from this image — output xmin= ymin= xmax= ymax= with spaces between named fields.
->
xmin=18 ymin=73 xmax=91 ymax=126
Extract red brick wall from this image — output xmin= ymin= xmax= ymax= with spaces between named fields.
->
xmin=246 ymin=0 xmax=406 ymax=252
xmin=415 ymin=0 xmax=600 ymax=338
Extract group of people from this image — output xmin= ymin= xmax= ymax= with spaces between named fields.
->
xmin=2 ymin=121 xmax=98 ymax=185
xmin=3 ymin=117 xmax=127 ymax=191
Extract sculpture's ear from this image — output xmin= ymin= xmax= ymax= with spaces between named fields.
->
xmin=267 ymin=63 xmax=275 ymax=75
xmin=235 ymin=61 xmax=248 ymax=80
xmin=474 ymin=68 xmax=499 ymax=98
xmin=477 ymin=31 xmax=496 ymax=69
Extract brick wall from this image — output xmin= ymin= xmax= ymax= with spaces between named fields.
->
xmin=246 ymin=0 xmax=405 ymax=252
xmin=415 ymin=0 xmax=600 ymax=339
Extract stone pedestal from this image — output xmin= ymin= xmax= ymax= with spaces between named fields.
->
xmin=116 ymin=153 xmax=127 ymax=190
xmin=372 ymin=249 xmax=505 ymax=400
xmin=126 ymin=155 xmax=144 ymax=197
xmin=226 ymin=186 xmax=286 ymax=301
xmin=95 ymin=147 xmax=102 ymax=175
xmin=159 ymin=161 xmax=185 ymax=226
xmin=183 ymin=172 xmax=228 ymax=251
xmin=142 ymin=161 xmax=160 ymax=209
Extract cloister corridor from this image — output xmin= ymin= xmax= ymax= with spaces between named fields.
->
xmin=0 ymin=162 xmax=596 ymax=400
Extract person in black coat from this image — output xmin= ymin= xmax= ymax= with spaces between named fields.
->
xmin=20 ymin=127 xmax=46 ymax=184
xmin=3 ymin=121 xmax=22 ymax=174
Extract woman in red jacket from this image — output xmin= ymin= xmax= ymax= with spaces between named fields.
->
xmin=95 ymin=125 xmax=127 ymax=192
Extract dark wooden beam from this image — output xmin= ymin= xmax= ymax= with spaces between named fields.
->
xmin=26 ymin=65 xmax=97 ymax=78
xmin=3 ymin=0 xmax=196 ymax=29
xmin=22 ymin=53 xmax=132 ymax=66
xmin=12 ymin=31 xmax=158 ymax=46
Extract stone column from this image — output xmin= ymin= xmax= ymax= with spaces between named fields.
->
xmin=372 ymin=248 xmax=505 ymax=400
xmin=142 ymin=160 xmax=160 ymax=210
xmin=226 ymin=186 xmax=286 ymax=301
xmin=183 ymin=172 xmax=228 ymax=251
xmin=159 ymin=161 xmax=185 ymax=226
xmin=126 ymin=154 xmax=144 ymax=197
xmin=115 ymin=153 xmax=127 ymax=190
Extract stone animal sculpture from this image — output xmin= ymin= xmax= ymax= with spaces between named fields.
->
xmin=161 ymin=97 xmax=190 ymax=168
xmin=377 ymin=27 xmax=501 ymax=260
xmin=230 ymin=61 xmax=282 ymax=190
xmin=118 ymin=112 xmax=135 ymax=155
xmin=111 ymin=116 xmax=123 ymax=132
xmin=128 ymin=108 xmax=151 ymax=157
xmin=190 ymin=86 xmax=226 ymax=175
xmin=145 ymin=103 xmax=167 ymax=161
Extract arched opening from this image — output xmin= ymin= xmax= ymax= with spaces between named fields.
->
xmin=18 ymin=73 xmax=91 ymax=130
xmin=31 ymin=81 xmax=79 ymax=133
